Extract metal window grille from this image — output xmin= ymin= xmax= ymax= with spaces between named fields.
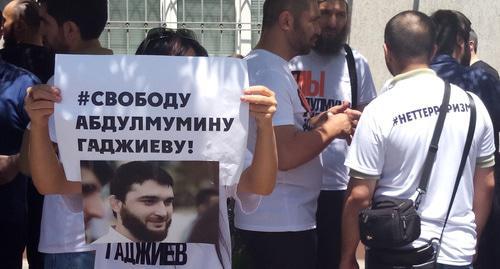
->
xmin=100 ymin=0 xmax=265 ymax=56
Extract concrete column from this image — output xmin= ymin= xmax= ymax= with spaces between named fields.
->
xmin=161 ymin=0 xmax=178 ymax=28
xmin=235 ymin=0 xmax=252 ymax=55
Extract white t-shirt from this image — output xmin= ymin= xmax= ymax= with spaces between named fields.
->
xmin=289 ymin=49 xmax=377 ymax=190
xmin=36 ymin=77 xmax=90 ymax=254
xmin=234 ymin=49 xmax=323 ymax=232
xmin=344 ymin=69 xmax=496 ymax=265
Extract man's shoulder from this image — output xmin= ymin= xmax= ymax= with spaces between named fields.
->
xmin=93 ymin=227 xmax=130 ymax=244
xmin=0 ymin=60 xmax=39 ymax=89
xmin=349 ymin=47 xmax=369 ymax=62
xmin=247 ymin=51 xmax=293 ymax=84
xmin=247 ymin=49 xmax=286 ymax=65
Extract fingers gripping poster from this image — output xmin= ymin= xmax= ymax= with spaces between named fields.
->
xmin=54 ymin=55 xmax=249 ymax=268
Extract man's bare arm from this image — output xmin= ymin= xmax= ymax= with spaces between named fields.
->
xmin=275 ymin=105 xmax=358 ymax=171
xmin=473 ymin=166 xmax=494 ymax=241
xmin=24 ymin=85 xmax=81 ymax=195
xmin=339 ymin=177 xmax=376 ymax=269
xmin=237 ymin=86 xmax=278 ymax=195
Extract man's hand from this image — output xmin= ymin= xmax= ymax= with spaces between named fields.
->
xmin=307 ymin=101 xmax=361 ymax=143
xmin=308 ymin=101 xmax=350 ymax=128
xmin=321 ymin=108 xmax=360 ymax=144
xmin=0 ymin=154 xmax=20 ymax=185
xmin=24 ymin=85 xmax=61 ymax=127
xmin=240 ymin=86 xmax=277 ymax=125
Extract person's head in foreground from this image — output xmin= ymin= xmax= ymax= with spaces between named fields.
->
xmin=136 ymin=27 xmax=208 ymax=56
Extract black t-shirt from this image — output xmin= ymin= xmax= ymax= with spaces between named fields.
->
xmin=0 ymin=43 xmax=55 ymax=83
xmin=471 ymin=60 xmax=500 ymax=80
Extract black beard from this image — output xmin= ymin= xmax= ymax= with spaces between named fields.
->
xmin=460 ymin=45 xmax=471 ymax=66
xmin=313 ymin=26 xmax=348 ymax=55
xmin=120 ymin=206 xmax=171 ymax=242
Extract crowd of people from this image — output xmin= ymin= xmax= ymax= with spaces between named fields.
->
xmin=0 ymin=0 xmax=499 ymax=269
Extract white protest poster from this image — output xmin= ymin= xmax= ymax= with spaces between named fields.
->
xmin=54 ymin=55 xmax=249 ymax=268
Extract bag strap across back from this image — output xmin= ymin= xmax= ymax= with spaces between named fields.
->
xmin=414 ymin=82 xmax=451 ymax=209
xmin=437 ymin=92 xmax=476 ymax=245
xmin=344 ymin=44 xmax=358 ymax=109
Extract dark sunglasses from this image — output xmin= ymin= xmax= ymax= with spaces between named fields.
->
xmin=146 ymin=27 xmax=198 ymax=41
xmin=138 ymin=27 xmax=205 ymax=55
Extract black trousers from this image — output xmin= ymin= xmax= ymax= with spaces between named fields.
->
xmin=238 ymin=229 xmax=317 ymax=269
xmin=0 ymin=176 xmax=44 ymax=269
xmin=316 ymin=190 xmax=345 ymax=269
xmin=27 ymin=179 xmax=44 ymax=269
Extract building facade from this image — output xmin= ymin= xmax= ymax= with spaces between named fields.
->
xmin=101 ymin=0 xmax=264 ymax=56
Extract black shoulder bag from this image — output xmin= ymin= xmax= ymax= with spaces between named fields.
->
xmin=361 ymin=86 xmax=477 ymax=269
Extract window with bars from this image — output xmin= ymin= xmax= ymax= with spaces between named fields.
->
xmin=100 ymin=0 xmax=265 ymax=56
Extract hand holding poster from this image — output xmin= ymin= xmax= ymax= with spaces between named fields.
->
xmin=54 ymin=55 xmax=251 ymax=268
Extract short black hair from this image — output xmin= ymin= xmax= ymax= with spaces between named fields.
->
xmin=81 ymin=160 xmax=113 ymax=186
xmin=384 ymin=10 xmax=436 ymax=63
xmin=15 ymin=0 xmax=41 ymax=32
xmin=135 ymin=27 xmax=208 ymax=56
xmin=39 ymin=0 xmax=107 ymax=40
xmin=431 ymin=9 xmax=470 ymax=56
xmin=110 ymin=162 xmax=174 ymax=202
xmin=261 ymin=0 xmax=313 ymax=29
xmin=195 ymin=188 xmax=219 ymax=207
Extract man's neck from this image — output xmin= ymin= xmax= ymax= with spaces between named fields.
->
xmin=470 ymin=54 xmax=480 ymax=65
xmin=397 ymin=63 xmax=430 ymax=75
xmin=255 ymin=29 xmax=296 ymax=61
xmin=114 ymin=224 xmax=139 ymax=242
xmin=72 ymin=39 xmax=112 ymax=55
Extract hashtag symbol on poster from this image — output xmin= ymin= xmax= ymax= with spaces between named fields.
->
xmin=78 ymin=91 xmax=90 ymax=106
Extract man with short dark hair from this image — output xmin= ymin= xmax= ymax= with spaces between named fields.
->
xmin=468 ymin=29 xmax=499 ymax=80
xmin=20 ymin=0 xmax=111 ymax=268
xmin=340 ymin=10 xmax=495 ymax=269
xmin=289 ymin=1 xmax=376 ymax=267
xmin=430 ymin=12 xmax=500 ymax=268
xmin=94 ymin=162 xmax=175 ymax=243
xmin=234 ymin=0 xmax=360 ymax=268
xmin=0 ymin=0 xmax=54 ymax=82
xmin=36 ymin=0 xmax=111 ymax=55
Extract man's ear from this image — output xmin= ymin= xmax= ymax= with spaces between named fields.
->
xmin=383 ymin=43 xmax=397 ymax=76
xmin=430 ymin=44 xmax=438 ymax=61
xmin=62 ymin=21 xmax=81 ymax=47
xmin=278 ymin=10 xmax=294 ymax=32
xmin=109 ymin=195 xmax=123 ymax=215
xmin=467 ymin=40 xmax=475 ymax=54
xmin=383 ymin=43 xmax=390 ymax=63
